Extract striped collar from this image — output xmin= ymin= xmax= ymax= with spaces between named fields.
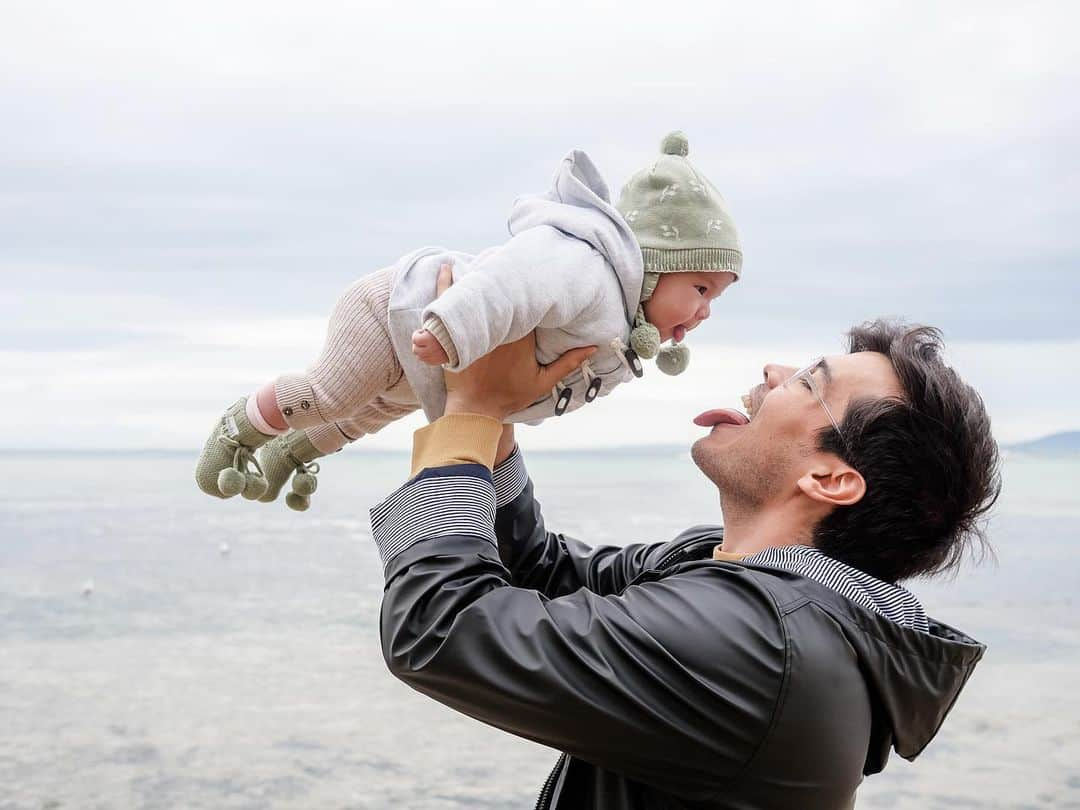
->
xmin=740 ymin=544 xmax=930 ymax=633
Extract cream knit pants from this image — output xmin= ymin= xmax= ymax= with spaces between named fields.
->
xmin=273 ymin=266 xmax=420 ymax=455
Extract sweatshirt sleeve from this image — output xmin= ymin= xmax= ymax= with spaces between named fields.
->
xmin=420 ymin=226 xmax=607 ymax=372
xmin=369 ymin=464 xmax=783 ymax=802
xmin=420 ymin=313 xmax=459 ymax=368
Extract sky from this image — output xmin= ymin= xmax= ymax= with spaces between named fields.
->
xmin=1 ymin=0 xmax=1076 ymax=450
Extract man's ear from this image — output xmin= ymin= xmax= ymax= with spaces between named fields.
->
xmin=796 ymin=464 xmax=866 ymax=507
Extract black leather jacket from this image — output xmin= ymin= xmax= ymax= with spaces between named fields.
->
xmin=379 ymin=474 xmax=985 ymax=809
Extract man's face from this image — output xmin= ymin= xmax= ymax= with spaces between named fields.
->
xmin=691 ymin=351 xmax=903 ymax=508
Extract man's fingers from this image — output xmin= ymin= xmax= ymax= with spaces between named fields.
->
xmin=435 ymin=263 xmax=454 ymax=297
xmin=540 ymin=346 xmax=597 ymax=389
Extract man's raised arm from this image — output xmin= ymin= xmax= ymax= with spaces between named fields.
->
xmin=491 ymin=426 xmax=682 ymax=598
xmin=369 ymin=414 xmax=776 ymax=801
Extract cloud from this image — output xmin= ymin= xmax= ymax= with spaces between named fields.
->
xmin=1 ymin=1 xmax=1075 ymax=447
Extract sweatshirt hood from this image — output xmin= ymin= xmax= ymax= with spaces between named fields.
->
xmin=508 ymin=149 xmax=644 ymax=326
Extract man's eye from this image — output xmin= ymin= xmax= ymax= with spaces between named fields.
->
xmin=799 ymin=377 xmax=814 ymax=390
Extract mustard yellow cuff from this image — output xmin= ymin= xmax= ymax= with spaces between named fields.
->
xmin=410 ymin=413 xmax=503 ymax=477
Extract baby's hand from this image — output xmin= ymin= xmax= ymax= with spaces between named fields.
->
xmin=412 ymin=329 xmax=450 ymax=365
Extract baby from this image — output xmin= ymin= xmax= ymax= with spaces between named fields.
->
xmin=195 ymin=132 xmax=743 ymax=510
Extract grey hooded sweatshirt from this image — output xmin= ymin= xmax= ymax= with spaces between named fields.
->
xmin=372 ymin=450 xmax=987 ymax=809
xmin=384 ymin=149 xmax=644 ymax=424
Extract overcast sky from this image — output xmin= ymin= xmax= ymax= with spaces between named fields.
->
xmin=1 ymin=0 xmax=1075 ymax=450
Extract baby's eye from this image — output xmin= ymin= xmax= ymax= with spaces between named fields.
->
xmin=695 ymin=286 xmax=708 ymax=296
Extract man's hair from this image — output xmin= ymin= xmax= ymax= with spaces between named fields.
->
xmin=811 ymin=319 xmax=1001 ymax=583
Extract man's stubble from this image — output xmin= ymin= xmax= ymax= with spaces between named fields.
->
xmin=691 ymin=433 xmax=793 ymax=517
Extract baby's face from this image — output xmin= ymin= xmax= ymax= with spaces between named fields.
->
xmin=642 ymin=271 xmax=736 ymax=343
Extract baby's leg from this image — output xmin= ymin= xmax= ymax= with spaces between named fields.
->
xmin=253 ymin=266 xmax=402 ymax=432
xmin=256 ymin=397 xmax=420 ymax=509
xmin=256 ymin=423 xmax=350 ymax=507
xmin=335 ymin=394 xmax=421 ymax=441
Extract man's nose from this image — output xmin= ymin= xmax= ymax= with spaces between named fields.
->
xmin=763 ymin=363 xmax=795 ymax=389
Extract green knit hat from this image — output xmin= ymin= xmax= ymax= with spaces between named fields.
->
xmin=616 ymin=131 xmax=742 ymax=376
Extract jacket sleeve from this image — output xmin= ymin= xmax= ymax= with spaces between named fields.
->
xmin=491 ymin=446 xmax=668 ymax=597
xmin=420 ymin=226 xmax=607 ymax=372
xmin=491 ymin=446 xmax=725 ymax=598
xmin=370 ymin=464 xmax=784 ymax=802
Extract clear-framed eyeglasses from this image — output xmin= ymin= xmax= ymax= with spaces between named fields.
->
xmin=782 ymin=357 xmax=850 ymax=453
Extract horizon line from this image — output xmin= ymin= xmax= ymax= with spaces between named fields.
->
xmin=0 ymin=443 xmax=694 ymax=457
xmin=3 ymin=429 xmax=1079 ymax=457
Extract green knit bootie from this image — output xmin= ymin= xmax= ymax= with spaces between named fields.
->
xmin=195 ymin=398 xmax=272 ymax=500
xmin=256 ymin=429 xmax=326 ymax=511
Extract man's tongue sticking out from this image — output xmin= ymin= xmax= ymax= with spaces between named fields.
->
xmin=693 ymin=409 xmax=750 ymax=427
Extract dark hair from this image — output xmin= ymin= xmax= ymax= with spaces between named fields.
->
xmin=811 ymin=320 xmax=1001 ymax=583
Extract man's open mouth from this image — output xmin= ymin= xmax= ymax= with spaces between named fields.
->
xmin=692 ymin=388 xmax=759 ymax=429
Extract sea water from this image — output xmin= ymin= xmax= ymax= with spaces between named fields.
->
xmin=1 ymin=451 xmax=1077 ymax=809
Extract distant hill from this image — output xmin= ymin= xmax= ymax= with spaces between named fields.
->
xmin=1007 ymin=431 xmax=1080 ymax=457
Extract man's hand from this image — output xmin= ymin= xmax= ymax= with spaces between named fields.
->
xmin=431 ymin=263 xmax=597 ymax=422
xmin=496 ymin=424 xmax=517 ymax=466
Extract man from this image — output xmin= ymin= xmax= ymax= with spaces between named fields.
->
xmin=368 ymin=268 xmax=1000 ymax=809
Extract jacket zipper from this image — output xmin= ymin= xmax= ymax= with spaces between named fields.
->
xmin=656 ymin=537 xmax=719 ymax=570
xmin=534 ymin=752 xmax=567 ymax=810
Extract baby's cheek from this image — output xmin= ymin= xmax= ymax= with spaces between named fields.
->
xmin=641 ymin=303 xmax=660 ymax=328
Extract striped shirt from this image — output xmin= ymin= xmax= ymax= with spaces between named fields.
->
xmin=369 ymin=450 xmax=527 ymax=566
xmin=744 ymin=545 xmax=929 ymax=632
xmin=370 ymin=465 xmax=497 ymax=568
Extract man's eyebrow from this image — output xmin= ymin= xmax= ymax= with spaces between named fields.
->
xmin=817 ymin=357 xmax=834 ymax=388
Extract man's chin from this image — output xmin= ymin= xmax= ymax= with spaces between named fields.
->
xmin=691 ymin=429 xmax=746 ymax=484
xmin=693 ymin=424 xmax=742 ymax=451
xmin=692 ymin=434 xmax=761 ymax=510
xmin=690 ymin=434 xmax=722 ymax=482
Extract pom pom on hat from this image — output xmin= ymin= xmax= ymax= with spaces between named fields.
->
xmin=616 ymin=131 xmax=742 ymax=278
xmin=631 ymin=322 xmax=661 ymax=358
xmin=656 ymin=342 xmax=690 ymax=376
xmin=630 ymin=301 xmax=660 ymax=358
xmin=661 ymin=131 xmax=689 ymax=156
